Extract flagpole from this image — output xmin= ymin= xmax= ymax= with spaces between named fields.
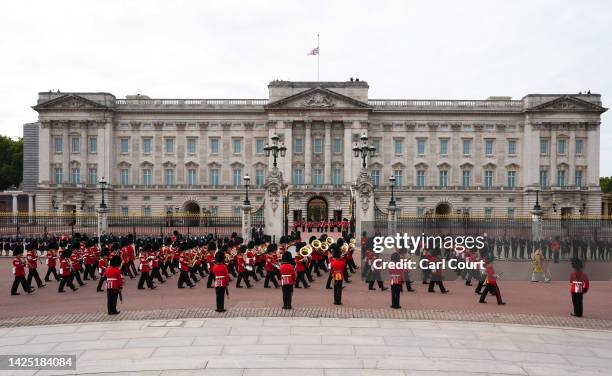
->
xmin=317 ymin=33 xmax=320 ymax=81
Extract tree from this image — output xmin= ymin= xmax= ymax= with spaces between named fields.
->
xmin=601 ymin=177 xmax=612 ymax=193
xmin=0 ymin=136 xmax=23 ymax=191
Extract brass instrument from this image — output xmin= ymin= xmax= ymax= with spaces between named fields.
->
xmin=311 ymin=239 xmax=321 ymax=250
xmin=341 ymin=243 xmax=349 ymax=254
xmin=326 ymin=237 xmax=334 ymax=245
xmin=320 ymin=243 xmax=329 ymax=252
xmin=299 ymin=245 xmax=312 ymax=258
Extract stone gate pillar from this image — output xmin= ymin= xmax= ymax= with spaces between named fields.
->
xmin=388 ymin=203 xmax=398 ymax=235
xmin=531 ymin=191 xmax=544 ymax=249
xmin=242 ymin=204 xmax=252 ymax=243
xmin=264 ymin=167 xmax=286 ymax=244
xmin=354 ymin=169 xmax=374 ymax=247
xmin=97 ymin=207 xmax=109 ymax=246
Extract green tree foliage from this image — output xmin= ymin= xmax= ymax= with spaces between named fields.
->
xmin=601 ymin=177 xmax=612 ymax=193
xmin=0 ymin=136 xmax=23 ymax=190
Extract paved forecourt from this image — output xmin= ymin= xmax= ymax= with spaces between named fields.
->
xmin=1 ymin=318 xmax=612 ymax=376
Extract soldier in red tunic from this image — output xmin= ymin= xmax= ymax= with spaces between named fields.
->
xmin=279 ymin=251 xmax=296 ymax=309
xmin=570 ymin=257 xmax=589 ymax=317
xmin=150 ymin=242 xmax=166 ymax=284
xmin=330 ymin=245 xmax=345 ymax=305
xmin=70 ymin=242 xmax=86 ymax=287
xmin=236 ymin=245 xmax=253 ymax=288
xmin=294 ymin=243 xmax=310 ymax=288
xmin=212 ymin=251 xmax=229 ymax=312
xmin=58 ymin=248 xmax=77 ymax=293
xmin=177 ymin=242 xmax=195 ymax=288
xmin=105 ymin=255 xmax=123 ymax=315
xmin=389 ymin=252 xmax=403 ymax=309
xmin=44 ymin=242 xmax=60 ymax=282
xmin=82 ymin=239 xmax=96 ymax=281
xmin=26 ymin=241 xmax=45 ymax=289
xmin=11 ymin=245 xmax=33 ymax=295
xmin=96 ymin=248 xmax=110 ymax=292
xmin=137 ymin=245 xmax=156 ymax=290
xmin=264 ymin=244 xmax=280 ymax=288
xmin=479 ymin=257 xmax=505 ymax=305
xmin=427 ymin=249 xmax=448 ymax=294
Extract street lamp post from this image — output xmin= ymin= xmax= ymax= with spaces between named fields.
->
xmin=263 ymin=133 xmax=287 ymax=169
xmin=352 ymin=132 xmax=376 ymax=170
xmin=389 ymin=175 xmax=396 ymax=206
xmin=244 ymin=174 xmax=251 ymax=206
xmin=99 ymin=178 xmax=108 ymax=209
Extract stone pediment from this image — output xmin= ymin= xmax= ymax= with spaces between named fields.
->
xmin=527 ymin=96 xmax=607 ymax=114
xmin=33 ymin=94 xmax=113 ymax=112
xmin=265 ymin=87 xmax=371 ymax=110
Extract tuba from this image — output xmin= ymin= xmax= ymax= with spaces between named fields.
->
xmin=326 ymin=237 xmax=334 ymax=246
xmin=320 ymin=242 xmax=329 ymax=252
xmin=299 ymin=245 xmax=312 ymax=258
xmin=311 ymin=239 xmax=321 ymax=250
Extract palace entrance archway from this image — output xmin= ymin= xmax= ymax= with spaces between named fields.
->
xmin=183 ymin=201 xmax=201 ymax=226
xmin=435 ymin=202 xmax=452 ymax=216
xmin=307 ymin=196 xmax=328 ymax=221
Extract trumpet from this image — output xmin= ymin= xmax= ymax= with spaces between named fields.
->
xmin=299 ymin=245 xmax=312 ymax=258
xmin=311 ymin=239 xmax=321 ymax=250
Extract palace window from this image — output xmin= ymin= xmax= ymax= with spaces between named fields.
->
xmin=463 ymin=139 xmax=471 ymax=155
xmin=394 ymin=139 xmax=403 ymax=155
xmin=88 ymin=168 xmax=97 ymax=185
xmin=484 ymin=207 xmax=493 ymax=218
xmin=143 ymin=169 xmax=152 ymax=186
xmin=333 ymin=138 xmax=342 ymax=154
xmin=439 ymin=139 xmax=449 ymax=156
xmin=210 ymin=169 xmax=219 ymax=186
xmin=557 ymin=169 xmax=566 ymax=187
xmin=417 ymin=139 xmax=426 ymax=156
xmin=88 ymin=137 xmax=97 ymax=154
xmin=120 ymin=169 xmax=129 ymax=185
xmin=255 ymin=139 xmax=265 ymax=155
xmin=143 ymin=206 xmax=151 ymax=217
xmin=232 ymin=169 xmax=242 ymax=186
xmin=294 ymin=138 xmax=303 ymax=154
xmin=394 ymin=170 xmax=403 ymax=187
xmin=539 ymin=169 xmax=548 ymax=187
xmin=164 ymin=138 xmax=175 ymax=154
xmin=234 ymin=206 xmax=241 ymax=216
xmin=371 ymin=169 xmax=380 ymax=186
xmin=187 ymin=168 xmax=197 ymax=185
xmin=70 ymin=167 xmax=80 ymax=184
xmin=462 ymin=170 xmax=471 ymax=187
xmin=187 ymin=137 xmax=197 ymax=154
xmin=484 ymin=170 xmax=494 ymax=188
xmin=54 ymin=167 xmax=63 ymax=184
xmin=507 ymin=208 xmax=515 ymax=219
xmin=508 ymin=140 xmax=517 ymax=155
xmin=121 ymin=207 xmax=129 ymax=216
xmin=416 ymin=170 xmax=425 ymax=187
xmin=293 ymin=168 xmax=303 ymax=185
xmin=120 ymin=138 xmax=129 ymax=154
xmin=164 ymin=168 xmax=174 ymax=185
xmin=575 ymin=170 xmax=583 ymax=187
xmin=142 ymin=138 xmax=152 ymax=154
xmin=575 ymin=139 xmax=584 ymax=155
xmin=507 ymin=171 xmax=516 ymax=188
xmin=557 ymin=139 xmax=567 ymax=155
xmin=439 ymin=170 xmax=448 ymax=187
xmin=332 ymin=168 xmax=342 ymax=185
xmin=485 ymin=139 xmax=494 ymax=155
xmin=232 ymin=138 xmax=242 ymax=154
xmin=416 ymin=207 xmax=425 ymax=217
xmin=71 ymin=137 xmax=80 ymax=154
xmin=313 ymin=168 xmax=323 ymax=185
xmin=540 ymin=139 xmax=549 ymax=155
xmin=210 ymin=139 xmax=219 ymax=154
xmin=372 ymin=139 xmax=380 ymax=155
xmin=314 ymin=138 xmax=323 ymax=154
xmin=54 ymin=137 xmax=63 ymax=154
xmin=255 ymin=169 xmax=264 ymax=186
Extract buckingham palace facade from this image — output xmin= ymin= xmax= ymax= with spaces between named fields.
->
xmin=24 ymin=80 xmax=606 ymax=221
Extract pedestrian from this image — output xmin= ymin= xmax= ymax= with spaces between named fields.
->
xmin=104 ymin=255 xmax=123 ymax=315
xmin=279 ymin=251 xmax=296 ymax=309
xmin=570 ymin=257 xmax=589 ymax=317
xmin=212 ymin=250 xmax=229 ymax=313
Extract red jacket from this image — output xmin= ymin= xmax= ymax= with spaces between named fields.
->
xmin=26 ymin=251 xmax=38 ymax=269
xmin=279 ymin=263 xmax=296 ymax=285
xmin=295 ymin=255 xmax=306 ymax=272
xmin=139 ymin=255 xmax=151 ymax=273
xmin=212 ymin=264 xmax=229 ymax=287
xmin=485 ymin=264 xmax=497 ymax=285
xmin=237 ymin=257 xmax=246 ymax=273
xmin=59 ymin=258 xmax=71 ymax=277
xmin=105 ymin=266 xmax=123 ymax=289
xmin=98 ymin=258 xmax=108 ymax=275
xmin=389 ymin=268 xmax=403 ymax=285
xmin=331 ymin=259 xmax=345 ymax=281
xmin=46 ymin=250 xmax=57 ymax=267
xmin=12 ymin=257 xmax=26 ymax=276
xmin=570 ymin=271 xmax=589 ymax=293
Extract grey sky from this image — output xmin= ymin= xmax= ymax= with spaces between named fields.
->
xmin=1 ymin=0 xmax=610 ymax=175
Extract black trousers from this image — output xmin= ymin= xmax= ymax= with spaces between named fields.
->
xmin=58 ymin=275 xmax=76 ymax=292
xmin=151 ymin=267 xmax=165 ymax=283
xmin=27 ymin=268 xmax=44 ymax=288
xmin=236 ymin=271 xmax=251 ymax=288
xmin=161 ymin=262 xmax=171 ymax=277
xmin=428 ymin=280 xmax=447 ymax=293
xmin=207 ymin=271 xmax=215 ymax=288
xmin=571 ymin=292 xmax=583 ymax=317
xmin=333 ymin=280 xmax=343 ymax=305
xmin=264 ymin=271 xmax=279 ymax=288
xmin=97 ymin=276 xmax=106 ymax=291
xmin=295 ymin=271 xmax=309 ymax=288
xmin=177 ymin=270 xmax=193 ymax=288
xmin=83 ymin=264 xmax=96 ymax=280
xmin=129 ymin=260 xmax=138 ymax=275
xmin=215 ymin=286 xmax=226 ymax=311
xmin=282 ymin=285 xmax=293 ymax=308
xmin=73 ymin=271 xmax=85 ymax=286
xmin=479 ymin=283 xmax=502 ymax=304
xmin=326 ymin=272 xmax=333 ymax=289
xmin=475 ymin=280 xmax=485 ymax=294
xmin=391 ymin=284 xmax=401 ymax=308
xmin=107 ymin=289 xmax=120 ymax=314
xmin=11 ymin=275 xmax=29 ymax=294
xmin=122 ymin=264 xmax=134 ymax=278
xmin=45 ymin=266 xmax=59 ymax=282
xmin=368 ymin=280 xmax=386 ymax=290
xmin=137 ymin=271 xmax=154 ymax=289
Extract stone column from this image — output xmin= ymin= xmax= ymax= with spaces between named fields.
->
xmin=62 ymin=122 xmax=69 ymax=183
xmin=264 ymin=167 xmax=286 ymax=244
xmin=387 ymin=203 xmax=397 ymax=235
xmin=39 ymin=122 xmax=51 ymax=184
xmin=304 ymin=121 xmax=312 ymax=184
xmin=28 ymin=194 xmax=34 ymax=216
xmin=343 ymin=121 xmax=353 ymax=184
xmin=103 ymin=121 xmax=114 ymax=184
xmin=354 ymin=169 xmax=374 ymax=247
xmin=242 ymin=204 xmax=252 ymax=243
xmin=324 ymin=121 xmax=332 ymax=184
xmin=12 ymin=194 xmax=18 ymax=215
xmin=97 ymin=207 xmax=109 ymax=243
xmin=282 ymin=120 xmax=292 ymax=180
